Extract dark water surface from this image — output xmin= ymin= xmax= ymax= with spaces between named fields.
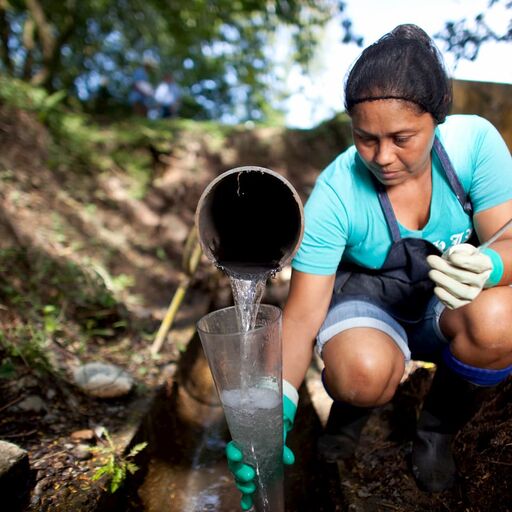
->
xmin=136 ymin=348 xmax=241 ymax=511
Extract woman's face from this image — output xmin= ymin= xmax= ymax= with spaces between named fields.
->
xmin=350 ymin=99 xmax=436 ymax=186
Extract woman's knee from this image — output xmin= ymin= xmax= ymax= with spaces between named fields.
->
xmin=443 ymin=288 xmax=512 ymax=365
xmin=324 ymin=359 xmax=399 ymax=406
xmin=323 ymin=334 xmax=405 ymax=406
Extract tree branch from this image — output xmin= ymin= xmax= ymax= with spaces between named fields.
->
xmin=25 ymin=0 xmax=55 ymax=59
xmin=38 ymin=15 xmax=77 ymax=89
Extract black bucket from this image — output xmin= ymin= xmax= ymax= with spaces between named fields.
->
xmin=195 ymin=166 xmax=304 ymax=278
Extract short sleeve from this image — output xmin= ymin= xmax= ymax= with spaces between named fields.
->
xmin=468 ymin=118 xmax=512 ymax=213
xmin=292 ymin=172 xmax=349 ymax=275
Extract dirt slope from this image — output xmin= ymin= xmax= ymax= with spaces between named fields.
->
xmin=0 ymin=95 xmax=511 ymax=511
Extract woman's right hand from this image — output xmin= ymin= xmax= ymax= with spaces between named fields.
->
xmin=225 ymin=380 xmax=299 ymax=510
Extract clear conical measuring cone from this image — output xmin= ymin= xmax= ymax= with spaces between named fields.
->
xmin=197 ymin=304 xmax=284 ymax=512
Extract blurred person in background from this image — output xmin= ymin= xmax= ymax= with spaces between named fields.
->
xmin=129 ymin=56 xmax=156 ymax=117
xmin=154 ymin=72 xmax=181 ymax=119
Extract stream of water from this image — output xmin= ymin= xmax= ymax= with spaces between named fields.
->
xmin=226 ymin=268 xmax=281 ymax=512
xmin=229 ymin=273 xmax=266 ymax=414
xmin=228 ymin=272 xmax=268 ymax=332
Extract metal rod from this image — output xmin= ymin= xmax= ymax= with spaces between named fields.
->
xmin=478 ymin=217 xmax=512 ymax=251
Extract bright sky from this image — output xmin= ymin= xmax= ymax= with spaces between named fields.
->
xmin=282 ymin=0 xmax=512 ymax=128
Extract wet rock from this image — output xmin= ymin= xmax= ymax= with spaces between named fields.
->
xmin=0 ymin=440 xmax=33 ymax=510
xmin=73 ymin=362 xmax=134 ymax=398
xmin=94 ymin=425 xmax=107 ymax=439
xmin=15 ymin=375 xmax=39 ymax=390
xmin=70 ymin=429 xmax=95 ymax=442
xmin=18 ymin=395 xmax=47 ymax=413
xmin=42 ymin=412 xmax=58 ymax=423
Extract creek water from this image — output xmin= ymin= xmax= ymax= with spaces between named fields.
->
xmin=133 ymin=364 xmax=343 ymax=512
xmin=135 ymin=378 xmax=241 ymax=512
xmin=133 ymin=267 xmax=343 ymax=511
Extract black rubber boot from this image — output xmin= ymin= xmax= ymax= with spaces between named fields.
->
xmin=412 ymin=363 xmax=481 ymax=493
xmin=317 ymin=401 xmax=373 ymax=463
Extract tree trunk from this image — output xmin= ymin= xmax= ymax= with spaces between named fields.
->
xmin=22 ymin=16 xmax=35 ymax=80
xmin=40 ymin=18 xmax=76 ymax=90
xmin=24 ymin=0 xmax=72 ymax=89
xmin=25 ymin=0 xmax=56 ymax=86
xmin=24 ymin=0 xmax=77 ymax=90
xmin=0 ymin=0 xmax=13 ymax=74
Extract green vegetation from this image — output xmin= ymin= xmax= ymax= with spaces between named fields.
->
xmin=0 ymin=248 xmax=118 ymax=313
xmin=0 ymin=247 xmax=126 ymax=377
xmin=0 ymin=76 xmax=240 ymax=198
xmin=0 ymin=1 xmax=357 ymax=121
xmin=2 ymin=0 xmax=504 ymax=122
xmin=90 ymin=430 xmax=148 ymax=493
xmin=0 ymin=326 xmax=54 ymax=377
xmin=0 ymin=76 xmax=110 ymax=177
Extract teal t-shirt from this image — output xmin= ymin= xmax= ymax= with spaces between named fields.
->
xmin=292 ymin=115 xmax=512 ymax=275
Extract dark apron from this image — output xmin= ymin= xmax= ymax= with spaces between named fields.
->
xmin=333 ymin=137 xmax=478 ymax=323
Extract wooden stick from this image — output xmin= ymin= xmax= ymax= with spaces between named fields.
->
xmin=150 ymin=229 xmax=202 ymax=356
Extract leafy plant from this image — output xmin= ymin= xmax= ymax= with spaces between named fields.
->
xmin=43 ymin=305 xmax=61 ymax=335
xmin=0 ymin=325 xmax=54 ymax=376
xmin=90 ymin=430 xmax=148 ymax=493
xmin=110 ymin=274 xmax=135 ymax=294
xmin=0 ymin=357 xmax=16 ymax=379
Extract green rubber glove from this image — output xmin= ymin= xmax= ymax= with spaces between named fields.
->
xmin=282 ymin=379 xmax=298 ymax=465
xmin=225 ymin=379 xmax=299 ymax=510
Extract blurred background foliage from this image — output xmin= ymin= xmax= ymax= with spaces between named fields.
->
xmin=0 ymin=0 xmax=510 ymax=123
xmin=0 ymin=0 xmax=362 ymax=121
xmin=435 ymin=0 xmax=512 ymax=62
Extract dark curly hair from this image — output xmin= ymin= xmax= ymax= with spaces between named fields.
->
xmin=344 ymin=24 xmax=452 ymax=123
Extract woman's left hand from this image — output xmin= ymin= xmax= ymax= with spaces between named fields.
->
xmin=427 ymin=244 xmax=493 ymax=309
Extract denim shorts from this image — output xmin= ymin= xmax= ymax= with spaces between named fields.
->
xmin=316 ymin=295 xmax=449 ymax=362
